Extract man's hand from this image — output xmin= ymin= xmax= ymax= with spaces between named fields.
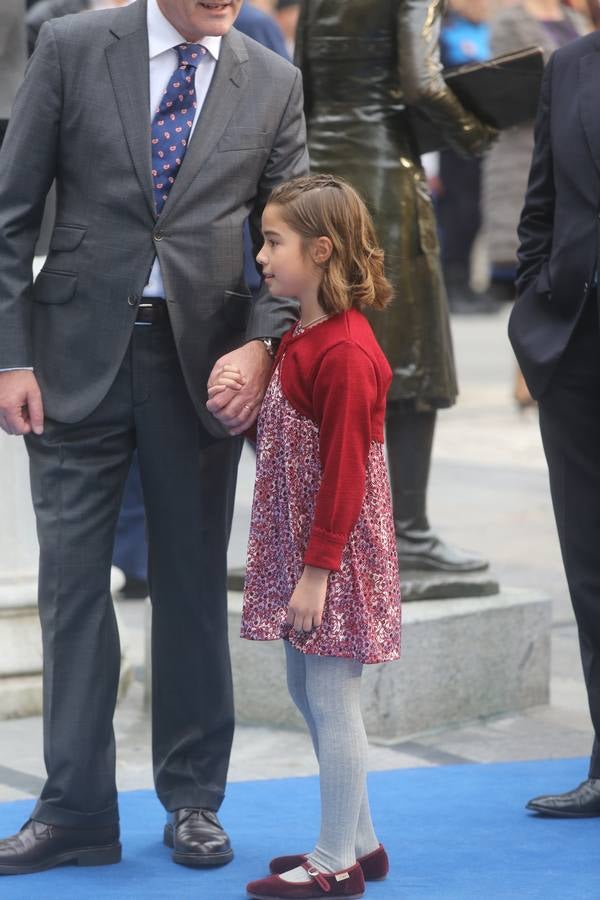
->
xmin=286 ymin=566 xmax=330 ymax=633
xmin=206 ymin=340 xmax=272 ymax=436
xmin=0 ymin=371 xmax=44 ymax=436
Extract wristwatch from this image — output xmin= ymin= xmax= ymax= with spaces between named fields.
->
xmin=259 ymin=337 xmax=279 ymax=358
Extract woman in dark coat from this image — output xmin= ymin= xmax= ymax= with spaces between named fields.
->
xmin=296 ymin=0 xmax=495 ymax=570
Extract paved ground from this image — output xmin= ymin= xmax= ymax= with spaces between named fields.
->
xmin=0 ymin=306 xmax=593 ymax=808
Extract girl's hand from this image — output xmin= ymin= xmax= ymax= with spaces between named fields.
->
xmin=207 ymin=365 xmax=246 ymax=398
xmin=206 ymin=341 xmax=272 ymax=435
xmin=286 ymin=566 xmax=330 ymax=633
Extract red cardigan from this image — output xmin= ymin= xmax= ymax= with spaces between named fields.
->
xmin=272 ymin=308 xmax=392 ymax=571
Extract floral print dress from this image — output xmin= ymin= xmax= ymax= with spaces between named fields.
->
xmin=241 ymin=358 xmax=401 ymax=665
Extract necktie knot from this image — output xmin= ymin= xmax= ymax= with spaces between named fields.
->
xmin=176 ymin=43 xmax=205 ymax=69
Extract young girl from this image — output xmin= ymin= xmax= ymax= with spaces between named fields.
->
xmin=210 ymin=174 xmax=401 ymax=900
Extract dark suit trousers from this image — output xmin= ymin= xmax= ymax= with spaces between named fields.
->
xmin=25 ymin=315 xmax=242 ymax=827
xmin=538 ymin=295 xmax=600 ymax=778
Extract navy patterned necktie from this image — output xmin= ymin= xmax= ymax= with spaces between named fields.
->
xmin=151 ymin=43 xmax=206 ymax=214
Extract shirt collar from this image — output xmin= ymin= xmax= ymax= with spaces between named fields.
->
xmin=147 ymin=0 xmax=222 ymax=61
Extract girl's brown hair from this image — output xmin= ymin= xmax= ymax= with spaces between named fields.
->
xmin=267 ymin=174 xmax=393 ymax=314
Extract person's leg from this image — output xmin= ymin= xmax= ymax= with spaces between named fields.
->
xmin=386 ymin=403 xmax=487 ymax=572
xmin=438 ymin=153 xmax=494 ymax=314
xmin=438 ymin=152 xmax=481 ymax=274
xmin=112 ymin=451 xmax=148 ymax=597
xmin=530 ymin=299 xmax=600 ymax=813
xmin=284 ymin=640 xmax=318 ymax=750
xmin=305 ymin=655 xmax=369 ymax=874
xmin=284 ymin=642 xmax=379 ymax=861
xmin=133 ymin=317 xmax=242 ymax=813
xmin=23 ymin=364 xmax=135 ymax=827
xmin=354 ymin=789 xmax=380 ymax=861
xmin=538 ymin=301 xmax=600 ymax=777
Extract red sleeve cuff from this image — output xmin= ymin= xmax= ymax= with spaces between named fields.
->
xmin=304 ymin=527 xmax=345 ymax=571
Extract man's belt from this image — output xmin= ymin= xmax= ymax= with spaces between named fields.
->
xmin=134 ymin=298 xmax=169 ymax=325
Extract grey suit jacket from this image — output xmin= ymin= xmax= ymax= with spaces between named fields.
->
xmin=0 ymin=0 xmax=27 ymax=119
xmin=0 ymin=0 xmax=307 ymax=430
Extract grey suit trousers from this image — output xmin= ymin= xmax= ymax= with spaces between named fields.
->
xmin=25 ymin=316 xmax=242 ymax=826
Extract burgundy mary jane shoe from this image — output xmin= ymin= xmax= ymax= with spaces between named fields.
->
xmin=247 ymin=860 xmax=365 ymax=899
xmin=269 ymin=843 xmax=388 ymax=881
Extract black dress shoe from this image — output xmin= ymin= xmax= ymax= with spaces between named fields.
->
xmin=526 ymin=779 xmax=600 ymax=817
xmin=0 ymin=819 xmax=121 ymax=875
xmin=395 ymin=527 xmax=489 ymax=572
xmin=164 ymin=808 xmax=233 ymax=867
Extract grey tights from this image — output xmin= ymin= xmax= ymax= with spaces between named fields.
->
xmin=284 ymin=641 xmax=380 ymax=873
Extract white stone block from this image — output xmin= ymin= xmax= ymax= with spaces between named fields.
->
xmin=228 ymin=588 xmax=552 ymax=740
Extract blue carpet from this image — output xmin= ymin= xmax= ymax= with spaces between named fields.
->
xmin=0 ymin=757 xmax=599 ymax=899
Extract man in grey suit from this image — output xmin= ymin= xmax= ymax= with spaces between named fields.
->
xmin=0 ymin=0 xmax=306 ymax=875
xmin=0 ymin=0 xmax=27 ymax=146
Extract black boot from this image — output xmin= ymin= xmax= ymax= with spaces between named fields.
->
xmin=386 ymin=405 xmax=488 ymax=573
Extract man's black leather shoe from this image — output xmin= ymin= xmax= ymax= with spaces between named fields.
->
xmin=0 ymin=819 xmax=121 ymax=875
xmin=526 ymin=779 xmax=600 ymax=817
xmin=164 ymin=808 xmax=233 ymax=867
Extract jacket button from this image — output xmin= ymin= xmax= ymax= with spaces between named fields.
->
xmin=154 ymin=231 xmax=164 ymax=241
xmin=127 ymin=294 xmax=139 ymax=306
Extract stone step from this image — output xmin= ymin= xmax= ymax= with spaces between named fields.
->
xmin=0 ymin=675 xmax=43 ymax=720
xmin=226 ymin=587 xmax=551 ymax=740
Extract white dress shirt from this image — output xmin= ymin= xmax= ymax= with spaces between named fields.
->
xmin=143 ymin=0 xmax=221 ymax=298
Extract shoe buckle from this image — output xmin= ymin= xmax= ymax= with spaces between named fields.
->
xmin=304 ymin=864 xmax=331 ymax=892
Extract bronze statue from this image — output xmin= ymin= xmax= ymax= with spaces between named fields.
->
xmin=296 ymin=0 xmax=495 ymax=572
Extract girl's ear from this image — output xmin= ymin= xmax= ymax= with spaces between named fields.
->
xmin=310 ymin=236 xmax=333 ymax=266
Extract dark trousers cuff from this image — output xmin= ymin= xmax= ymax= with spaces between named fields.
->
xmin=161 ymin=788 xmax=224 ymax=814
xmin=32 ymin=798 xmax=119 ymax=828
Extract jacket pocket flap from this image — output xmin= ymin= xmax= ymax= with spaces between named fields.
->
xmin=218 ymin=129 xmax=271 ymax=152
xmin=33 ymin=269 xmax=77 ymax=304
xmin=49 ymin=224 xmax=87 ymax=253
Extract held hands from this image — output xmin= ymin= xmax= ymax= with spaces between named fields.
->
xmin=0 ymin=371 xmax=44 ymax=436
xmin=286 ymin=566 xmax=330 ymax=633
xmin=206 ymin=340 xmax=272 ymax=436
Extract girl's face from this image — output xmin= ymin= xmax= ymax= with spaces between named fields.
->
xmin=257 ymin=204 xmax=321 ymax=301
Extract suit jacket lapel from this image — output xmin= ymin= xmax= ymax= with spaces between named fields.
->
xmin=158 ymin=29 xmax=248 ymax=225
xmin=579 ymin=39 xmax=600 ymax=180
xmin=105 ymin=1 xmax=155 ymax=220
